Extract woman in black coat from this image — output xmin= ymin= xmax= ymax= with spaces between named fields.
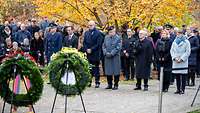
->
xmin=156 ymin=30 xmax=173 ymax=92
xmin=30 ymin=32 xmax=45 ymax=66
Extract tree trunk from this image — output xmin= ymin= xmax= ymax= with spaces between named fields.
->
xmin=92 ymin=8 xmax=104 ymax=28
xmin=114 ymin=19 xmax=119 ymax=33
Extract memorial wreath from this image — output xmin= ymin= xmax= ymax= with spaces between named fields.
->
xmin=48 ymin=47 xmax=91 ymax=96
xmin=0 ymin=53 xmax=44 ymax=107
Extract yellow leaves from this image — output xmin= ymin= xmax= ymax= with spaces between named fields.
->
xmin=33 ymin=0 xmax=194 ymax=28
xmin=0 ymin=0 xmax=35 ymax=20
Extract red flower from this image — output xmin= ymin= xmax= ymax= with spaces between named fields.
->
xmin=2 ymin=49 xmax=36 ymax=63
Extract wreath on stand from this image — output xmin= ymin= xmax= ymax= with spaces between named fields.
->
xmin=48 ymin=47 xmax=91 ymax=96
xmin=0 ymin=53 xmax=44 ymax=107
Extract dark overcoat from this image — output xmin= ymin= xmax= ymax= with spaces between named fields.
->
xmin=188 ymin=36 xmax=199 ymax=66
xmin=30 ymin=38 xmax=44 ymax=62
xmin=135 ymin=38 xmax=154 ymax=79
xmin=83 ymin=28 xmax=103 ymax=62
xmin=44 ymin=32 xmax=62 ymax=63
xmin=155 ymin=38 xmax=173 ymax=70
xmin=62 ymin=34 xmax=78 ymax=49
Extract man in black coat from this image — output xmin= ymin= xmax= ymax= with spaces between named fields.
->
xmin=44 ymin=26 xmax=63 ymax=64
xmin=83 ymin=20 xmax=103 ymax=88
xmin=122 ymin=29 xmax=138 ymax=80
xmin=62 ymin=26 xmax=78 ymax=49
xmin=27 ymin=19 xmax=40 ymax=37
xmin=151 ymin=27 xmax=162 ymax=44
xmin=134 ymin=30 xmax=154 ymax=91
xmin=196 ymin=30 xmax=200 ymax=77
xmin=188 ymin=29 xmax=199 ymax=86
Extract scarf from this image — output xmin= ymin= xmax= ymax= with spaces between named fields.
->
xmin=175 ymin=35 xmax=186 ymax=45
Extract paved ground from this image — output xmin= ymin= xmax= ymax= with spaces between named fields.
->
xmin=1 ymin=78 xmax=200 ymax=113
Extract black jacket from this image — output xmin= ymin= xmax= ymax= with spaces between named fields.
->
xmin=155 ymin=38 xmax=173 ymax=69
xmin=122 ymin=35 xmax=138 ymax=58
xmin=83 ymin=28 xmax=103 ymax=62
xmin=30 ymin=38 xmax=44 ymax=61
xmin=62 ymin=34 xmax=78 ymax=49
xmin=135 ymin=38 xmax=154 ymax=79
xmin=27 ymin=25 xmax=40 ymax=36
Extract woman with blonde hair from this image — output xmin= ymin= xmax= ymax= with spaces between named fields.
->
xmin=156 ymin=29 xmax=173 ymax=92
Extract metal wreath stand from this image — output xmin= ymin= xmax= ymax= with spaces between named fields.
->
xmin=1 ymin=62 xmax=36 ymax=113
xmin=50 ymin=60 xmax=87 ymax=113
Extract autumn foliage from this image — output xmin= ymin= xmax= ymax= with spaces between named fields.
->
xmin=33 ymin=0 xmax=194 ymax=29
xmin=0 ymin=0 xmax=198 ymax=29
xmin=0 ymin=0 xmax=35 ymax=21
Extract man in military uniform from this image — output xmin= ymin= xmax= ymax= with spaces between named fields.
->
xmin=44 ymin=26 xmax=62 ymax=64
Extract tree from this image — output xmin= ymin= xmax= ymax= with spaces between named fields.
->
xmin=189 ymin=0 xmax=200 ymax=26
xmin=0 ymin=0 xmax=35 ymax=21
xmin=33 ymin=0 xmax=193 ymax=29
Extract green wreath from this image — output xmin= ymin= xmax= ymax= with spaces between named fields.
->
xmin=0 ymin=55 xmax=44 ymax=107
xmin=48 ymin=47 xmax=91 ymax=96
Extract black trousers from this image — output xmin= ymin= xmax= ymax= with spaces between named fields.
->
xmin=89 ymin=60 xmax=100 ymax=85
xmin=188 ymin=67 xmax=196 ymax=85
xmin=170 ymin=74 xmax=175 ymax=83
xmin=197 ymin=55 xmax=200 ymax=75
xmin=174 ymin=74 xmax=187 ymax=92
xmin=107 ymin=75 xmax=120 ymax=87
xmin=162 ymin=71 xmax=171 ymax=91
xmin=121 ymin=56 xmax=125 ymax=73
xmin=136 ymin=78 xmax=148 ymax=88
xmin=124 ymin=57 xmax=135 ymax=80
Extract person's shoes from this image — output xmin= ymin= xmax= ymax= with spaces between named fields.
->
xmin=105 ymin=86 xmax=112 ymax=89
xmin=181 ymin=91 xmax=185 ymax=94
xmin=144 ymin=87 xmax=148 ymax=91
xmin=163 ymin=89 xmax=168 ymax=92
xmin=112 ymin=86 xmax=118 ymax=90
xmin=174 ymin=90 xmax=181 ymax=94
xmin=134 ymin=87 xmax=142 ymax=90
xmin=95 ymin=84 xmax=100 ymax=88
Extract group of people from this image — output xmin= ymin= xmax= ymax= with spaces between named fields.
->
xmin=0 ymin=18 xmax=200 ymax=95
xmin=83 ymin=21 xmax=200 ymax=94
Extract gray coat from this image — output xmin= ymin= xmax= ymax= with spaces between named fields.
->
xmin=102 ymin=34 xmax=121 ymax=76
xmin=170 ymin=35 xmax=191 ymax=74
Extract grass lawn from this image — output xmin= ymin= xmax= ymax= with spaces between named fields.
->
xmin=188 ymin=110 xmax=200 ymax=113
